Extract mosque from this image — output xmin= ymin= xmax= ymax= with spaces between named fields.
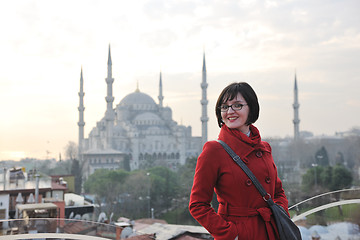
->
xmin=77 ymin=46 xmax=208 ymax=177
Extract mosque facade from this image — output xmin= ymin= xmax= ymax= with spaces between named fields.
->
xmin=78 ymin=47 xmax=207 ymax=177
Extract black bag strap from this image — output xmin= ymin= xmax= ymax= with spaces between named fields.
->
xmin=217 ymin=140 xmax=274 ymax=204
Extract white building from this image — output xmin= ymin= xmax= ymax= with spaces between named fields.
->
xmin=0 ymin=168 xmax=68 ymax=226
xmin=79 ymin=47 xmax=207 ymax=177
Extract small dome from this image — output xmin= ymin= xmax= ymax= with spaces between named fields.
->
xmin=119 ymin=90 xmax=157 ymax=110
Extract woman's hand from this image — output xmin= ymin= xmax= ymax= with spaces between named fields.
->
xmin=235 ymin=237 xmax=238 ymax=240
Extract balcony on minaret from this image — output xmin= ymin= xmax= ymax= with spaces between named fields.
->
xmin=105 ymin=96 xmax=114 ymax=102
xmin=105 ymin=77 xmax=114 ymax=84
xmin=200 ymin=99 xmax=208 ymax=105
xmin=201 ymin=116 xmax=209 ymax=121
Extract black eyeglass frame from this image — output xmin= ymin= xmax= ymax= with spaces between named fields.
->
xmin=219 ymin=103 xmax=248 ymax=112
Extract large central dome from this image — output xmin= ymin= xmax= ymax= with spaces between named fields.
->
xmin=118 ymin=90 xmax=157 ymax=110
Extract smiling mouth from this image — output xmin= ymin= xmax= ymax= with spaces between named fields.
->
xmin=228 ymin=117 xmax=238 ymax=120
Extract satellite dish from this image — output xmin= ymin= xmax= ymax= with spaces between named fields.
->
xmin=120 ymin=227 xmax=133 ymax=239
xmin=109 ymin=212 xmax=114 ymax=223
xmin=69 ymin=212 xmax=75 ymax=219
xmin=74 ymin=214 xmax=81 ymax=220
xmin=16 ymin=192 xmax=24 ymax=203
xmin=27 ymin=193 xmax=35 ymax=203
xmin=97 ymin=212 xmax=107 ymax=223
xmin=128 ymin=232 xmax=137 ymax=238
xmin=81 ymin=214 xmax=91 ymax=222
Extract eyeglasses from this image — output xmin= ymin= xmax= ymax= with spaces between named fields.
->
xmin=219 ymin=103 xmax=247 ymax=112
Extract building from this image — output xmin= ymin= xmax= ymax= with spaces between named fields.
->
xmin=79 ymin=46 xmax=206 ymax=176
xmin=0 ymin=167 xmax=68 ymax=228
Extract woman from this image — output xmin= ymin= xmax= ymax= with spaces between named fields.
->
xmin=189 ymin=82 xmax=289 ymax=240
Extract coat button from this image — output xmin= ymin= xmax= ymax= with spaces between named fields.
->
xmin=246 ymin=179 xmax=252 ymax=186
xmin=256 ymin=151 xmax=262 ymax=158
xmin=265 ymin=176 xmax=271 ymax=184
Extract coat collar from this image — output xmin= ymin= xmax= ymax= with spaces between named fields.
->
xmin=218 ymin=125 xmax=269 ymax=162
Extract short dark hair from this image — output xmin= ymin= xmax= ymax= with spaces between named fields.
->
xmin=215 ymin=82 xmax=260 ymax=128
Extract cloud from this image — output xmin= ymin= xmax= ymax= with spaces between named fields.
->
xmin=140 ymin=29 xmax=178 ymax=48
xmin=1 ymin=0 xmax=359 ymax=160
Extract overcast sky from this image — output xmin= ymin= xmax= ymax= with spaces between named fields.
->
xmin=0 ymin=0 xmax=359 ymax=161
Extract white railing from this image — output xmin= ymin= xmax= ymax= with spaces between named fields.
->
xmin=1 ymin=233 xmax=110 ymax=240
xmin=0 ymin=218 xmax=121 ymax=240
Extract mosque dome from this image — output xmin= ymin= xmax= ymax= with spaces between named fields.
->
xmin=118 ymin=90 xmax=157 ymax=111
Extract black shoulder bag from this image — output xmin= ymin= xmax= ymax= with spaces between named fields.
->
xmin=217 ymin=140 xmax=302 ymax=240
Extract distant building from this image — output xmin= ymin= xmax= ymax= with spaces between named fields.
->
xmin=0 ymin=167 xmax=68 ymax=227
xmin=79 ymin=46 xmax=206 ymax=177
xmin=0 ymin=167 xmax=95 ymax=232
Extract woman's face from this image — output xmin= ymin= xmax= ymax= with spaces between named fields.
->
xmin=220 ymin=93 xmax=250 ymax=134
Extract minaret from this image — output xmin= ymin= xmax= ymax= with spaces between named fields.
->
xmin=104 ymin=45 xmax=115 ymax=148
xmin=78 ymin=68 xmax=85 ymax=161
xmin=293 ymin=72 xmax=300 ymax=141
xmin=200 ymin=52 xmax=209 ymax=146
xmin=158 ymin=71 xmax=164 ymax=108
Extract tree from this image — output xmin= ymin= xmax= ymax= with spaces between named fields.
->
xmin=319 ymin=166 xmax=332 ymax=190
xmin=330 ymin=164 xmax=353 ymax=191
xmin=148 ymin=166 xmax=179 ymax=209
xmin=64 ymin=141 xmax=78 ymax=160
xmin=315 ymin=146 xmax=329 ymax=166
xmin=177 ymin=157 xmax=196 ymax=205
xmin=301 ymin=163 xmax=353 ymax=193
xmin=64 ymin=141 xmax=86 ymax=194
xmin=121 ymin=171 xmax=150 ymax=219
xmin=335 ymin=152 xmax=345 ymax=165
xmin=84 ymin=169 xmax=129 ymax=217
xmin=71 ymin=159 xmax=82 ymax=194
xmin=302 ymin=166 xmax=325 ymax=193
xmin=37 ymin=159 xmax=72 ymax=176
xmin=83 ymin=166 xmax=181 ymax=220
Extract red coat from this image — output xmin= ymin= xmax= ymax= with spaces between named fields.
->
xmin=189 ymin=125 xmax=288 ymax=240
